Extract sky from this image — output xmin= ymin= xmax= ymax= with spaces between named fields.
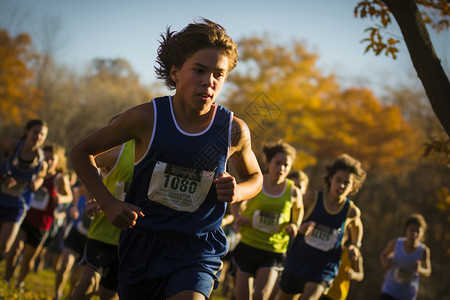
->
xmin=1 ymin=0 xmax=449 ymax=97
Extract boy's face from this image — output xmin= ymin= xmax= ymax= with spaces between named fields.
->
xmin=329 ymin=169 xmax=354 ymax=199
xmin=26 ymin=125 xmax=48 ymax=147
xmin=267 ymin=153 xmax=292 ymax=183
xmin=170 ymin=48 xmax=228 ymax=114
xmin=405 ymin=223 xmax=424 ymax=243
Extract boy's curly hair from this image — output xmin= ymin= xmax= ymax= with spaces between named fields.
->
xmin=324 ymin=153 xmax=366 ymax=195
xmin=262 ymin=141 xmax=297 ymax=165
xmin=404 ymin=213 xmax=427 ymax=241
xmin=155 ymin=18 xmax=238 ymax=90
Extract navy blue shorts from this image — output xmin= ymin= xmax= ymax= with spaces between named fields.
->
xmin=279 ymin=270 xmax=330 ymax=295
xmin=0 ymin=205 xmax=25 ymax=223
xmin=232 ymin=242 xmax=285 ymax=276
xmin=117 ymin=225 xmax=227 ymax=300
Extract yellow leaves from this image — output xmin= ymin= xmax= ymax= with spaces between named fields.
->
xmin=356 ymin=0 xmax=449 ymax=58
xmin=421 ymin=5 xmax=450 ymax=33
xmin=0 ymin=30 xmax=43 ymax=125
xmin=361 ymin=27 xmax=399 ymax=59
xmin=387 ymin=37 xmax=398 ymax=45
xmin=354 ymin=0 xmax=390 ymax=22
xmin=226 ymin=36 xmax=420 ymax=173
xmin=423 ymin=138 xmax=450 ymax=167
xmin=435 ymin=187 xmax=450 ymax=212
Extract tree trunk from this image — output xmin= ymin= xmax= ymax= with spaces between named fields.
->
xmin=382 ymin=0 xmax=450 ymax=136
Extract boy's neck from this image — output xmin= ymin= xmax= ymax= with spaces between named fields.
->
xmin=171 ymin=97 xmax=215 ymax=133
xmin=403 ymin=238 xmax=420 ymax=251
xmin=20 ymin=144 xmax=38 ymax=160
xmin=263 ymin=174 xmax=285 ymax=193
xmin=324 ymin=190 xmax=346 ymax=211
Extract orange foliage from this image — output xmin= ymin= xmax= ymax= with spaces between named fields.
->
xmin=226 ymin=36 xmax=420 ymax=173
xmin=355 ymin=0 xmax=450 ymax=58
xmin=0 ymin=29 xmax=43 ymax=125
xmin=311 ymin=88 xmax=420 ymax=173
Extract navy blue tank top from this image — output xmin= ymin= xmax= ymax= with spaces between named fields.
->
xmin=0 ymin=140 xmax=44 ymax=208
xmin=284 ymin=191 xmax=352 ymax=282
xmin=127 ymin=96 xmax=233 ymax=235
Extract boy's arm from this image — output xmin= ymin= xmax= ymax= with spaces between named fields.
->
xmin=285 ymin=186 xmax=304 ymax=238
xmin=348 ymin=205 xmax=363 ymax=259
xmin=417 ymin=245 xmax=432 ymax=277
xmin=215 ymin=117 xmax=262 ymax=204
xmin=349 ymin=253 xmax=364 ymax=281
xmin=71 ymin=105 xmax=149 ymax=229
xmin=380 ymin=239 xmax=396 ymax=270
xmin=230 ymin=201 xmax=243 ymax=221
xmin=69 ymin=185 xmax=80 ymax=220
xmin=55 ymin=173 xmax=74 ymax=204
xmin=29 ymin=161 xmax=48 ymax=191
xmin=290 ymin=186 xmax=304 ymax=226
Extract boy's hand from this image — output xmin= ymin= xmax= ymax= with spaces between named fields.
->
xmin=101 ymin=198 xmax=145 ymax=229
xmin=347 ymin=269 xmax=356 ymax=280
xmin=285 ymin=223 xmax=299 ymax=238
xmin=299 ymin=221 xmax=315 ymax=236
xmin=214 ymin=172 xmax=239 ymax=204
xmin=2 ymin=176 xmax=17 ymax=189
xmin=234 ymin=215 xmax=248 ymax=227
xmin=348 ymin=244 xmax=361 ymax=260
xmin=414 ymin=259 xmax=421 ymax=271
xmin=69 ymin=206 xmax=80 ymax=220
xmin=85 ymin=200 xmax=101 ymax=217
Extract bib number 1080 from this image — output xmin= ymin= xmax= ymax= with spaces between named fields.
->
xmin=164 ymin=175 xmax=198 ymax=194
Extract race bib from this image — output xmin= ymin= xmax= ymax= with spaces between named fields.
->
xmin=0 ymin=176 xmax=28 ymax=197
xmin=252 ymin=210 xmax=284 ymax=234
xmin=394 ymin=268 xmax=415 ymax=284
xmin=304 ymin=223 xmax=340 ymax=251
xmin=115 ymin=181 xmax=130 ymax=201
xmin=29 ymin=186 xmax=50 ymax=211
xmin=147 ymin=161 xmax=214 ymax=212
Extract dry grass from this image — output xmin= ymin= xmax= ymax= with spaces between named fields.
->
xmin=0 ymin=260 xmax=55 ymax=299
xmin=0 ymin=260 xmax=231 ymax=299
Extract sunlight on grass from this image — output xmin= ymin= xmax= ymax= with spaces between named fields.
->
xmin=0 ymin=259 xmax=230 ymax=299
xmin=0 ymin=260 xmax=101 ymax=300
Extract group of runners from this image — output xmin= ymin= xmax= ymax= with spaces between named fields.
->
xmin=1 ymin=18 xmax=431 ymax=300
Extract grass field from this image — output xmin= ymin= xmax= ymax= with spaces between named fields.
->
xmin=0 ymin=260 xmax=230 ymax=299
xmin=0 ymin=259 xmax=97 ymax=300
xmin=0 ymin=260 xmax=57 ymax=299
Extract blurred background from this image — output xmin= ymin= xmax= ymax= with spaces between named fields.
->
xmin=0 ymin=0 xmax=448 ymax=299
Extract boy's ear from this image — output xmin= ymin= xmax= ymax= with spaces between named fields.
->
xmin=170 ymin=65 xmax=178 ymax=83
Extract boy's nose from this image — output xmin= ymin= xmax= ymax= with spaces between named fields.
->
xmin=203 ymin=74 xmax=214 ymax=87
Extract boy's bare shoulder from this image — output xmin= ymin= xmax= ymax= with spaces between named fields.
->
xmin=303 ymin=190 xmax=316 ymax=204
xmin=349 ymin=202 xmax=361 ymax=219
xmin=230 ymin=116 xmax=250 ymax=149
xmin=117 ymin=101 xmax=154 ymax=130
xmin=126 ymin=101 xmax=154 ymax=118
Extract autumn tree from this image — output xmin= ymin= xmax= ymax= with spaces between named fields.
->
xmin=82 ymin=58 xmax=152 ymax=117
xmin=0 ymin=29 xmax=42 ymax=126
xmin=355 ymin=0 xmax=450 ymax=136
xmin=56 ymin=58 xmax=153 ymax=151
xmin=225 ymin=36 xmax=418 ymax=174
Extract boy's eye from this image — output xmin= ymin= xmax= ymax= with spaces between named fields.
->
xmin=215 ymin=72 xmax=225 ymax=78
